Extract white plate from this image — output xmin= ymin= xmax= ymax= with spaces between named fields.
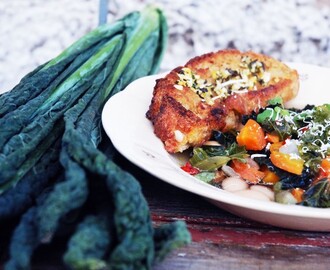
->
xmin=102 ymin=63 xmax=330 ymax=231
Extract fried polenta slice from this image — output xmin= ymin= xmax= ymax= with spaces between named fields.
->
xmin=146 ymin=49 xmax=299 ymax=153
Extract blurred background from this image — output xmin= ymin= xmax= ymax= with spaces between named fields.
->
xmin=1 ymin=0 xmax=330 ymax=93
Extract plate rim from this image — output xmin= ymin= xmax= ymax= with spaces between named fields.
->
xmin=102 ymin=62 xmax=330 ymax=227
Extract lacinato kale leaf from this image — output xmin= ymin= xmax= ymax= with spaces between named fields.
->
xmin=36 ymin=44 xmax=121 ymax=242
xmin=153 ymin=221 xmax=191 ymax=262
xmin=1 ymin=7 xmax=191 ymax=270
xmin=63 ymin=215 xmax=110 ymax=270
xmin=0 ymin=137 xmax=62 ymax=221
xmin=5 ymin=208 xmax=39 ymax=270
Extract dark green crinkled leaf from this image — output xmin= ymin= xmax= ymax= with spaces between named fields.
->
xmin=63 ymin=215 xmax=110 ymax=270
xmin=4 ymin=208 xmax=39 ymax=270
xmin=153 ymin=221 xmax=191 ymax=262
xmin=301 ymin=179 xmax=330 ymax=208
xmin=2 ymin=7 xmax=191 ymax=270
xmin=227 ymin=143 xmax=248 ymax=162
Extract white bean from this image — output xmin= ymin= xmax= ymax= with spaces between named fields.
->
xmin=221 ymin=177 xmax=249 ymax=192
xmin=250 ymin=185 xmax=275 ymax=201
xmin=234 ymin=189 xmax=271 ymax=201
xmin=222 ymin=165 xmax=240 ymax=177
xmin=275 ymin=190 xmax=297 ymax=205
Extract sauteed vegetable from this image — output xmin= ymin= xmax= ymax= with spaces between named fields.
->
xmin=182 ymin=98 xmax=330 ymax=208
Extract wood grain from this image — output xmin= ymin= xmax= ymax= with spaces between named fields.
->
xmin=127 ymin=154 xmax=330 ymax=269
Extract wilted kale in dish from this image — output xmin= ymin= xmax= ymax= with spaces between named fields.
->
xmin=278 ymin=169 xmax=315 ymax=190
xmin=296 ymin=104 xmax=330 ymax=173
xmin=311 ymin=104 xmax=330 ymax=123
xmin=300 ymin=178 xmax=330 ymax=208
xmin=212 ymin=130 xmax=237 ymax=147
xmin=253 ymin=154 xmax=277 ymax=173
xmin=255 ymin=98 xmax=300 ymax=140
xmin=253 ymin=155 xmax=315 ymax=190
xmin=259 ymin=111 xmax=294 ymax=141
xmin=241 ymin=110 xmax=258 ymax=124
xmin=190 ymin=143 xmax=248 ymax=171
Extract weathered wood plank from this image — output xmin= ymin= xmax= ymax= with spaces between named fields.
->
xmin=152 ymin=214 xmax=330 ymax=247
xmin=153 ymin=242 xmax=330 ymax=270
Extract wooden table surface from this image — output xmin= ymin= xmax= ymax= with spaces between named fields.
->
xmin=1 ymin=154 xmax=329 ymax=269
xmin=119 ymin=154 xmax=330 ymax=270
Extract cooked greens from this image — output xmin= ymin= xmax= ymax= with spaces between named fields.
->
xmin=185 ymin=98 xmax=330 ymax=208
xmin=302 ymin=179 xmax=330 ymax=208
xmin=189 ymin=143 xmax=248 ymax=171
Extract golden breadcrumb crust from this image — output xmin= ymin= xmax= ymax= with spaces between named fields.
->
xmin=146 ymin=49 xmax=299 ymax=153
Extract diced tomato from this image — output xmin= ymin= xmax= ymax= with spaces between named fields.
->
xmin=230 ymin=159 xmax=265 ymax=184
xmin=298 ymin=126 xmax=309 ymax=133
xmin=181 ymin=162 xmax=200 ymax=175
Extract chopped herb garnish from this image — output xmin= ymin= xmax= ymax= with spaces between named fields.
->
xmin=174 ymin=56 xmax=271 ymax=105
